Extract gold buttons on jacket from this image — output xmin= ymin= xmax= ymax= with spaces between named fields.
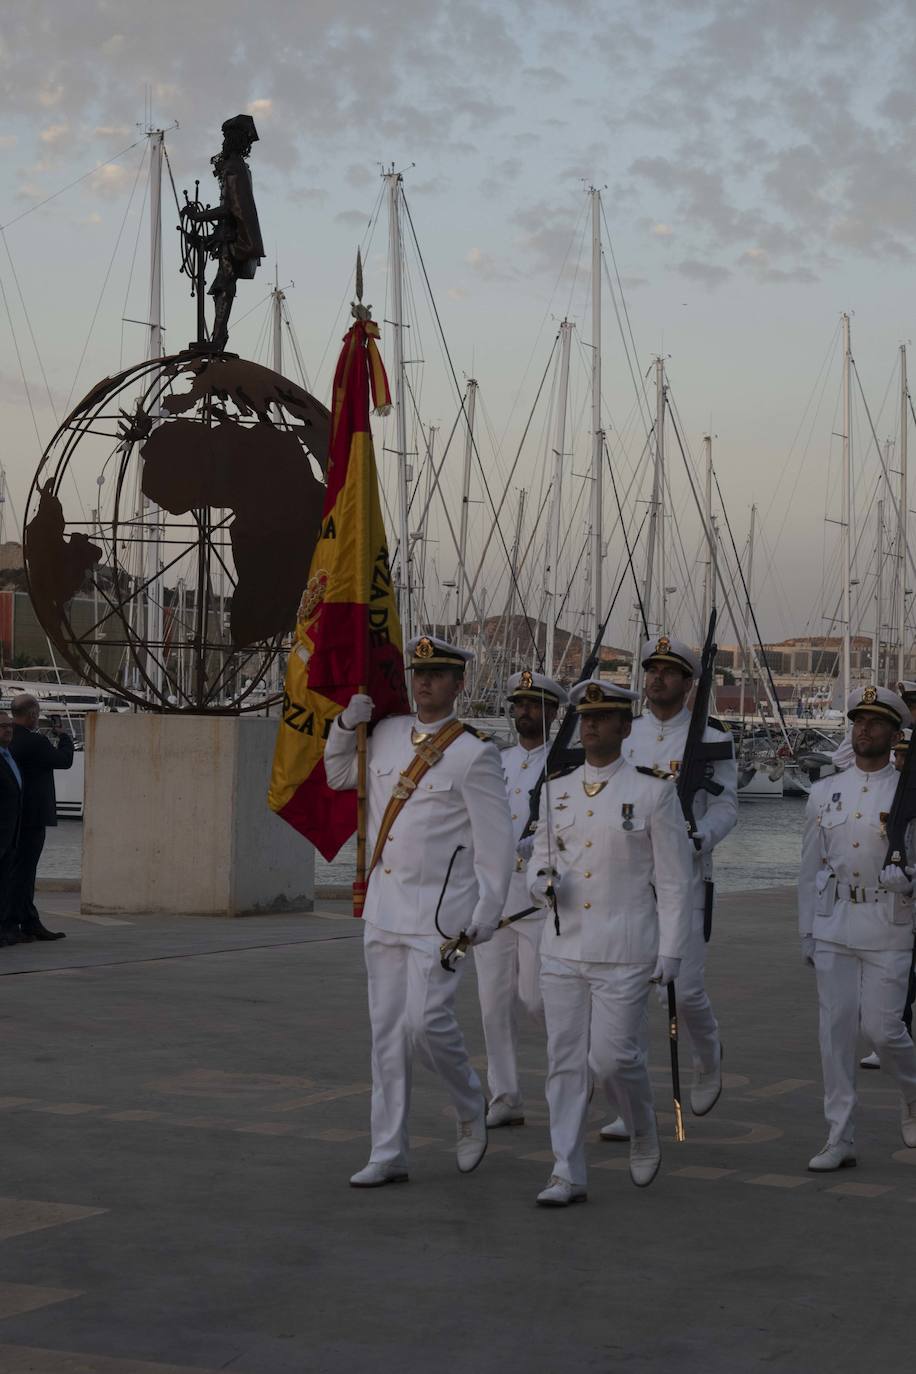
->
xmin=586 ymin=809 xmax=593 ymax=817
xmin=852 ymin=841 xmax=860 ymax=848
xmin=583 ymin=902 xmax=591 ymax=909
xmin=584 ymin=871 xmax=592 ymax=878
xmin=511 ymin=813 xmax=517 ymax=820
xmin=854 ymin=811 xmax=861 ymax=819
xmin=383 ymin=867 xmax=392 ymax=874
xmin=514 ymin=787 xmax=521 ymax=794
xmin=585 ymin=840 xmax=592 ymax=848
xmin=853 ymin=871 xmax=860 ymax=878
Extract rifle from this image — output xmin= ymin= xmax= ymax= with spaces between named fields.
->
xmin=676 ymin=609 xmax=734 ymax=942
xmin=522 ymin=644 xmax=599 ymax=838
xmin=883 ymin=729 xmax=916 ymax=870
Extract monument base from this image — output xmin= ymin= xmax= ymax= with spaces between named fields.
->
xmin=82 ymin=714 xmax=314 ymax=916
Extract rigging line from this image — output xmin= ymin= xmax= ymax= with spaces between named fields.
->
xmin=0 ymin=230 xmax=58 ymax=424
xmin=706 ymin=455 xmax=789 ymax=738
xmin=118 ymin=168 xmax=150 ymax=371
xmin=853 ymin=359 xmax=916 ymax=593
xmin=605 ymin=436 xmax=648 ymax=637
xmin=600 ymin=241 xmax=652 ymax=436
xmin=313 ymin=182 xmax=385 ymax=394
xmin=63 ymin=143 xmax=148 ymax=417
xmin=0 ymin=138 xmax=145 ymax=231
xmin=600 ymin=198 xmax=653 ymax=427
xmin=762 ymin=319 xmax=841 ymax=530
xmin=160 ymin=143 xmax=184 ymax=218
xmin=0 ymin=264 xmax=42 ymax=449
xmin=400 ymin=188 xmax=543 ymax=667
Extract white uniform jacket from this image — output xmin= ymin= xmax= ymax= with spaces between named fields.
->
xmin=324 ymin=714 xmax=513 ymax=939
xmin=501 ymin=740 xmax=549 ymax=919
xmin=624 ymin=706 xmax=737 ymax=908
xmin=798 ymin=763 xmax=915 ymax=952
xmin=528 ymin=757 xmax=693 ymax=963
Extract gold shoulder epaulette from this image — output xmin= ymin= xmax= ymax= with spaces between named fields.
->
xmin=635 ymin=764 xmax=673 ymax=780
xmin=462 ymin=723 xmax=491 ymax=741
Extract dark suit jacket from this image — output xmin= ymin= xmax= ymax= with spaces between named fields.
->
xmin=0 ymin=751 xmax=22 ymax=854
xmin=9 ymin=723 xmax=74 ymax=830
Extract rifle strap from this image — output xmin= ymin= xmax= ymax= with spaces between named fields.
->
xmin=366 ymin=718 xmax=467 ymax=880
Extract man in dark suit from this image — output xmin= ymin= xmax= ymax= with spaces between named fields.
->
xmin=0 ymin=710 xmax=24 ymax=946
xmin=9 ymin=694 xmax=74 ymax=942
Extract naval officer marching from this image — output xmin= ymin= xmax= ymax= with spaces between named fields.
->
xmin=475 ymin=670 xmax=567 ymax=1129
xmin=324 ymin=635 xmax=513 ymax=1187
xmin=799 ymin=684 xmax=916 ymax=1169
xmin=600 ymin=634 xmax=737 ymax=1142
xmin=528 ymin=678 xmax=693 ymax=1205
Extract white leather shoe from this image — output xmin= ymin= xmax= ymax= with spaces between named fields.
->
xmin=860 ymin=1051 xmax=881 ymax=1070
xmin=901 ymin=1100 xmax=916 ymax=1148
xmin=349 ymin=1161 xmax=409 ymax=1188
xmin=629 ymin=1122 xmax=661 ymax=1188
xmin=599 ymin=1117 xmax=630 ymax=1142
xmin=456 ymin=1102 xmax=488 ymax=1173
xmin=807 ymin=1141 xmax=856 ymax=1172
xmin=536 ymin=1175 xmax=588 ymax=1207
xmin=690 ymin=1044 xmax=723 ymax=1116
xmin=486 ymin=1099 xmax=525 ymax=1128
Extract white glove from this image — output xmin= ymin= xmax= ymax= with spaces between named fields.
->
xmin=690 ymin=826 xmax=713 ymax=855
xmin=800 ymin=934 xmax=816 ymax=967
xmin=466 ymin=922 xmax=494 ymax=947
xmin=651 ymin=956 xmax=681 ymax=986
xmin=879 ymin=864 xmax=915 ymax=895
xmin=530 ymin=870 xmax=558 ymax=907
xmin=339 ymin=693 xmax=374 ymax=730
xmin=516 ymin=834 xmax=535 ymax=863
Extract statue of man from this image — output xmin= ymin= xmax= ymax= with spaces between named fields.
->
xmin=188 ymin=114 xmax=265 ymax=351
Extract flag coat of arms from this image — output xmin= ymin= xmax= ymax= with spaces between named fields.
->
xmin=268 ymin=317 xmax=409 ymax=859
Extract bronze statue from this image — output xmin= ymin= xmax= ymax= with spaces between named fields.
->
xmin=181 ymin=114 xmax=265 ymax=351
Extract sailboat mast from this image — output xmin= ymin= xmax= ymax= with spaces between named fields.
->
xmin=875 ymin=493 xmax=884 ymax=683
xmin=590 ymin=187 xmax=603 ymax=642
xmin=738 ymin=504 xmax=756 ymax=722
xmin=385 ymin=168 xmax=414 ymax=642
xmin=271 ymin=270 xmax=284 ymax=373
xmin=147 ymin=128 xmax=165 ymax=698
xmin=546 ymin=322 xmax=572 ymax=677
xmin=644 ymin=356 xmax=665 ymax=630
xmin=899 ymin=343 xmax=908 ymax=683
xmin=456 ymin=378 xmax=478 ymax=638
xmin=842 ymin=311 xmax=852 ymax=704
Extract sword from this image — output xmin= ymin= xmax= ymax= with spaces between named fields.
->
xmin=666 ymin=982 xmax=686 ymax=1142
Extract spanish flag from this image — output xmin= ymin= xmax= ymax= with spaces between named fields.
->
xmin=268 ymin=317 xmax=409 ymax=859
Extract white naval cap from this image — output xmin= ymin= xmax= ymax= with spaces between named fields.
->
xmin=569 ymin=677 xmax=639 ymax=714
xmin=897 ymin=680 xmax=916 ymax=701
xmin=405 ymin=634 xmax=473 ymax=670
xmin=641 ymin=633 xmax=700 ymax=678
xmin=506 ymin=669 xmax=569 ymax=707
xmin=846 ymin=683 xmax=909 ymax=727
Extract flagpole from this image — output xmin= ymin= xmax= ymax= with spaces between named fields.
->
xmin=354 ymin=252 xmax=371 ymax=914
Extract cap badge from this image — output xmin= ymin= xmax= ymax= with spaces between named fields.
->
xmin=585 ymin=683 xmax=604 ymax=703
xmin=521 ymin=670 xmax=533 ymax=689
xmin=863 ymin=685 xmax=878 ymax=705
xmin=656 ymin=636 xmax=671 ymax=655
xmin=415 ymin=636 xmax=434 ymax=660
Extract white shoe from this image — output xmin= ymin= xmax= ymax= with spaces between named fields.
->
xmin=486 ymin=1099 xmax=525 ymax=1128
xmin=349 ymin=1161 xmax=409 ymax=1188
xmin=456 ymin=1101 xmax=488 ymax=1173
xmin=536 ymin=1175 xmax=588 ymax=1207
xmin=901 ymin=1100 xmax=916 ymax=1148
xmin=807 ymin=1142 xmax=856 ymax=1172
xmin=629 ymin=1122 xmax=661 ymax=1188
xmin=599 ymin=1116 xmax=630 ymax=1142
xmin=860 ymin=1051 xmax=881 ymax=1070
xmin=690 ymin=1043 xmax=723 ymax=1117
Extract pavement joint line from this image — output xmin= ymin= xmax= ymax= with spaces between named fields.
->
xmin=744 ymin=1173 xmax=817 ymax=1189
xmin=0 ymin=931 xmax=362 ymax=978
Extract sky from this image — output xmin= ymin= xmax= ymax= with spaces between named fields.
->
xmin=2 ymin=0 xmax=916 ymax=652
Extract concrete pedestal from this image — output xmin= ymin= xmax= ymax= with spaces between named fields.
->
xmin=82 ymin=714 xmax=314 ymax=916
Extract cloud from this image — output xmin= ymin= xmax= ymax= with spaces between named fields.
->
xmin=345 ymin=164 xmax=374 ymax=189
xmin=335 ymin=208 xmax=371 ymax=230
xmin=39 ymin=122 xmax=68 ymax=145
xmin=675 ymin=258 xmax=731 ymax=288
xmin=649 ymin=222 xmax=673 ymax=238
xmin=247 ymin=98 xmax=272 ymax=118
xmin=0 ymin=133 xmax=17 ymax=148
xmin=447 ymin=286 xmax=468 ymax=301
xmin=88 ymin=162 xmax=134 ymax=197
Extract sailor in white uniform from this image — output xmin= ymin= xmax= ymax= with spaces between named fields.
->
xmin=325 ymin=635 xmax=513 ymax=1187
xmin=830 ymin=679 xmax=916 ymax=773
xmin=600 ymin=634 xmax=737 ymax=1142
xmin=475 ymin=670 xmax=568 ymax=1128
xmin=799 ymin=684 xmax=916 ymax=1169
xmin=528 ymin=678 xmax=693 ymax=1206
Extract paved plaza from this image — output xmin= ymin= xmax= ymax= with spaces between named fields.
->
xmin=0 ymin=887 xmax=911 ymax=1372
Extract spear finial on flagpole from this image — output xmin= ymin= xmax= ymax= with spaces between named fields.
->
xmin=352 ymin=247 xmax=371 ymax=321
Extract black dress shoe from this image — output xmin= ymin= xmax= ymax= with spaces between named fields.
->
xmin=22 ymin=924 xmax=66 ymax=942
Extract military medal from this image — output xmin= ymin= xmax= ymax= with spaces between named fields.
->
xmin=832 ymin=791 xmax=842 ymax=812
xmin=622 ymin=803 xmax=634 ymax=830
xmin=880 ymin=810 xmax=889 ymax=837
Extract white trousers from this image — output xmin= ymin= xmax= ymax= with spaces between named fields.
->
xmin=541 ymin=954 xmax=656 ymax=1187
xmin=814 ymin=939 xmax=916 ymax=1146
xmin=474 ymin=915 xmax=545 ymax=1107
xmin=364 ymin=924 xmax=483 ymax=1167
xmin=676 ymin=905 xmax=720 ymax=1073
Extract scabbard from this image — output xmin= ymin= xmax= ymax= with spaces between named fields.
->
xmin=668 ymin=982 xmax=685 ymax=1142
xmin=703 ymin=879 xmax=715 ymax=943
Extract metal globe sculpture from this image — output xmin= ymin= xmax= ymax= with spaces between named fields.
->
xmin=24 ymin=350 xmax=330 ymax=712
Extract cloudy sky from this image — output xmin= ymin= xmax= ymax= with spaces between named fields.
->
xmin=2 ymin=0 xmax=915 ymax=647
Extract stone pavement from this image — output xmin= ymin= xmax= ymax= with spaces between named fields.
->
xmin=0 ymin=887 xmax=912 ymax=1373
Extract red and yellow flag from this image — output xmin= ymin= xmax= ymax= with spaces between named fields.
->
xmin=268 ymin=318 xmax=409 ymax=859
